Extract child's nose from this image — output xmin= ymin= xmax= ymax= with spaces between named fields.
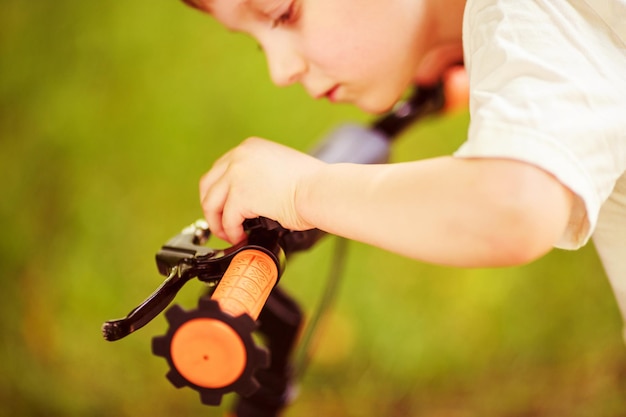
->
xmin=264 ymin=41 xmax=307 ymax=87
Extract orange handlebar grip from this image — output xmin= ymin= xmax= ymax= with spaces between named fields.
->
xmin=211 ymin=249 xmax=279 ymax=320
xmin=158 ymin=249 xmax=277 ymax=396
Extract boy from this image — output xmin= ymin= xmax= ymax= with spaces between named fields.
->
xmin=187 ymin=1 xmax=626 ymax=335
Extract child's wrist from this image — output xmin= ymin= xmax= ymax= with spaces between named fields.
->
xmin=294 ymin=160 xmax=327 ymax=230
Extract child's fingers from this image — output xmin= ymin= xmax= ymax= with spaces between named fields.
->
xmin=200 ymin=178 xmax=230 ymax=241
xmin=221 ymin=199 xmax=248 ymax=244
xmin=198 ymin=151 xmax=233 ymax=203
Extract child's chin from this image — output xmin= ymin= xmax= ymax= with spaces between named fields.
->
xmin=358 ymin=101 xmax=397 ymax=115
xmin=353 ymin=89 xmax=406 ymax=115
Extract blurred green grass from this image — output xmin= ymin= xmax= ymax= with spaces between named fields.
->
xmin=2 ymin=1 xmax=626 ymax=416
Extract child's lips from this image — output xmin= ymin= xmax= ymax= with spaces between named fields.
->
xmin=324 ymin=85 xmax=340 ymax=102
xmin=315 ymin=85 xmax=340 ymax=102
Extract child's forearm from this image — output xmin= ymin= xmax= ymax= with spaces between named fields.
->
xmin=297 ymin=156 xmax=573 ymax=267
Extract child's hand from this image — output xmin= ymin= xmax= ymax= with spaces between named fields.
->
xmin=199 ymin=137 xmax=324 ymax=243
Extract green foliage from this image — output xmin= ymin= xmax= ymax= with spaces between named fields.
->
xmin=1 ymin=1 xmax=625 ymax=416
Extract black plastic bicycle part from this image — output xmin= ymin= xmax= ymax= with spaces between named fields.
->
xmin=102 ymin=218 xmax=287 ymax=342
xmin=152 ymin=298 xmax=269 ymax=405
xmin=231 ymin=286 xmax=303 ymax=417
xmin=372 ymin=82 xmax=445 ymax=138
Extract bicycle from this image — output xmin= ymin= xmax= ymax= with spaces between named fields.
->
xmin=102 ymin=78 xmax=454 ymax=417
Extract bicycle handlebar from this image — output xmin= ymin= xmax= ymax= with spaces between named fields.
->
xmin=102 ymin=80 xmax=450 ymax=412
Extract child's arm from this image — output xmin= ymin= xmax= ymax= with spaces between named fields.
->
xmin=199 ymin=138 xmax=573 ymax=268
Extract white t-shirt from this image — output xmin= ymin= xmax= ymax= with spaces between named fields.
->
xmin=457 ymin=0 xmax=626 ymax=334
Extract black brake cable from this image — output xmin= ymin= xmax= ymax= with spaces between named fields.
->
xmin=293 ymin=236 xmax=350 ymax=379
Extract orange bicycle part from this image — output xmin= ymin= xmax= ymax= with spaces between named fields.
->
xmin=211 ymin=249 xmax=279 ymax=319
xmin=167 ymin=249 xmax=278 ymax=390
xmin=170 ymin=318 xmax=247 ymax=388
xmin=152 ymin=248 xmax=279 ymax=405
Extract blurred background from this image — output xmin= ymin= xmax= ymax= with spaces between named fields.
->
xmin=2 ymin=1 xmax=626 ymax=416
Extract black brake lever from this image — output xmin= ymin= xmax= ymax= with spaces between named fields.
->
xmin=102 ymin=218 xmax=285 ymax=341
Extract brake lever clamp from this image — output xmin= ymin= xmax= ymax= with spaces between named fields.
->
xmin=102 ymin=218 xmax=286 ymax=342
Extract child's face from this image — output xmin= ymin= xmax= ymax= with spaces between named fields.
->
xmin=207 ymin=0 xmax=435 ymax=113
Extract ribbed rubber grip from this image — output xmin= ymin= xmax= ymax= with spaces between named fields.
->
xmin=211 ymin=249 xmax=279 ymax=320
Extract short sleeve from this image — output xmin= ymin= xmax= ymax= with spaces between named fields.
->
xmin=457 ymin=0 xmax=626 ymax=249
